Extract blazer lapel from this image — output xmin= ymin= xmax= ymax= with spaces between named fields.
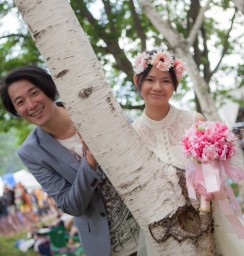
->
xmin=36 ymin=127 xmax=80 ymax=183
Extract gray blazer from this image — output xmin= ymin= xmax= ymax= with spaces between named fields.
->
xmin=18 ymin=126 xmax=111 ymax=256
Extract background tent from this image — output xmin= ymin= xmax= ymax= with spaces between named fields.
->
xmin=0 ymin=170 xmax=41 ymax=195
xmin=1 ymin=173 xmax=16 ymax=188
xmin=0 ymin=177 xmax=3 ymax=196
xmin=13 ymin=169 xmax=41 ymax=191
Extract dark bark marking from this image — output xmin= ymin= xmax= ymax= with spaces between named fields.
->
xmin=106 ymin=96 xmax=115 ymax=111
xmin=55 ymin=69 xmax=69 ymax=78
xmin=78 ymin=87 xmax=93 ymax=99
xmin=148 ymin=168 xmax=213 ymax=243
xmin=177 ymin=169 xmax=190 ymax=200
xmin=33 ymin=29 xmax=46 ymax=40
xmin=33 ymin=25 xmax=53 ymax=40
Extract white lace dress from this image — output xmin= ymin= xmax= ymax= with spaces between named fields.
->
xmin=133 ymin=105 xmax=195 ymax=170
xmin=133 ymin=104 xmax=244 ymax=256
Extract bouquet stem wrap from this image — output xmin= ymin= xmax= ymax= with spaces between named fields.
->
xmin=202 ymin=161 xmax=220 ymax=193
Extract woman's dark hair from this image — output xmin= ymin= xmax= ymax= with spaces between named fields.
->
xmin=135 ymin=50 xmax=178 ymax=91
xmin=0 ymin=66 xmax=59 ymax=116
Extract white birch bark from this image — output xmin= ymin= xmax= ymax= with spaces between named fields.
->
xmin=14 ymin=0 xmax=215 ymax=254
xmin=138 ymin=0 xmax=220 ymax=122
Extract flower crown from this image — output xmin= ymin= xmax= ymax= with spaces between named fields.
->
xmin=133 ymin=48 xmax=186 ymax=81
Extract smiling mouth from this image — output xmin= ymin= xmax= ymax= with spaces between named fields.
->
xmin=30 ymin=107 xmax=44 ymax=117
xmin=149 ymin=93 xmax=164 ymax=96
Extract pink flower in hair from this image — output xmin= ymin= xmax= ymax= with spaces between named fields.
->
xmin=150 ymin=51 xmax=174 ymax=72
xmin=174 ymin=59 xmax=185 ymax=81
xmin=132 ymin=47 xmax=186 ymax=78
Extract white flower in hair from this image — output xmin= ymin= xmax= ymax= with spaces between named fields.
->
xmin=133 ymin=52 xmax=150 ymax=74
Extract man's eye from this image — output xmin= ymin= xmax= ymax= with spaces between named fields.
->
xmin=32 ymin=90 xmax=39 ymax=96
xmin=16 ymin=100 xmax=24 ymax=106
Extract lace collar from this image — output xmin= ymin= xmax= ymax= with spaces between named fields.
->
xmin=140 ymin=104 xmax=177 ymax=129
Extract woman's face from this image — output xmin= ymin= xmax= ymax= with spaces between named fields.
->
xmin=8 ymin=79 xmax=56 ymax=127
xmin=139 ymin=67 xmax=174 ymax=108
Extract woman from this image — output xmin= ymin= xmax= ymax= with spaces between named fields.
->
xmin=131 ymin=47 xmax=244 ymax=255
xmin=0 ymin=66 xmax=139 ymax=256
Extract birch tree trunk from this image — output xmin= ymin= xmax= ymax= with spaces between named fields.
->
xmin=14 ymin=0 xmax=215 ymax=254
xmin=138 ymin=0 xmax=221 ymax=122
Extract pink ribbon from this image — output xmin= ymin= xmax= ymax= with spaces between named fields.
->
xmin=223 ymin=155 xmax=244 ymax=182
xmin=202 ymin=161 xmax=220 ymax=193
xmin=185 ymin=160 xmax=197 ymax=199
xmin=185 ymin=160 xmax=214 ymax=199
xmin=185 ymin=158 xmax=244 ymax=239
xmin=185 ymin=159 xmax=244 ymax=198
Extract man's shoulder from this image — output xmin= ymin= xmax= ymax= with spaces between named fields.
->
xmin=18 ymin=127 xmax=39 ymax=154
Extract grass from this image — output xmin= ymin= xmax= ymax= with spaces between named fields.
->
xmin=0 ymin=229 xmax=86 ymax=256
xmin=0 ymin=230 xmax=38 ymax=256
xmin=0 ymin=213 xmax=86 ymax=256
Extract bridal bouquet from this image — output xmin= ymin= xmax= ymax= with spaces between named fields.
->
xmin=182 ymin=121 xmax=236 ymax=163
xmin=181 ymin=121 xmax=244 ymax=238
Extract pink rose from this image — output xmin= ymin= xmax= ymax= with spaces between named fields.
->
xmin=181 ymin=120 xmax=237 ymax=163
xmin=202 ymin=145 xmax=218 ymax=162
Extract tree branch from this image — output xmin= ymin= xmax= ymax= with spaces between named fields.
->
xmin=102 ymin=0 xmax=117 ymax=37
xmin=72 ymin=0 xmax=133 ymax=77
xmin=138 ymin=0 xmax=185 ymax=49
xmin=129 ymin=0 xmax=147 ymax=51
xmin=210 ymin=10 xmax=236 ymax=77
xmin=201 ymin=26 xmax=211 ymax=84
xmin=186 ymin=0 xmax=211 ymax=48
xmin=0 ymin=33 xmax=26 ymax=39
xmin=120 ymin=103 xmax=144 ymax=110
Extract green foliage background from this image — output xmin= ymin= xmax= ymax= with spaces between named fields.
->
xmin=0 ymin=130 xmax=26 ymax=175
